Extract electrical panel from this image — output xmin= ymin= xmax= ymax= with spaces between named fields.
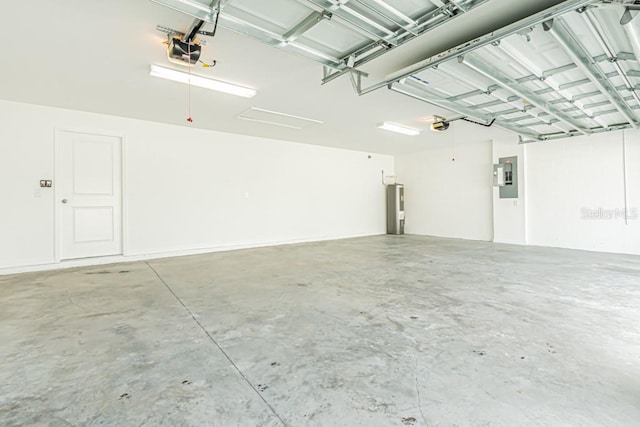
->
xmin=493 ymin=156 xmax=518 ymax=199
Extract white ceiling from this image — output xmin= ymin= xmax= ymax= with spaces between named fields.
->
xmin=0 ymin=0 xmax=565 ymax=155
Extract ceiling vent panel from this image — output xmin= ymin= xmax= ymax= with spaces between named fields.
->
xmin=237 ymin=107 xmax=324 ymax=129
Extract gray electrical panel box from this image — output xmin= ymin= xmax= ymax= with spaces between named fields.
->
xmin=493 ymin=156 xmax=518 ymax=199
xmin=386 ymin=184 xmax=405 ymax=235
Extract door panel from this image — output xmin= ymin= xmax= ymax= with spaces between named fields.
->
xmin=73 ymin=207 xmax=115 ymax=243
xmin=57 ymin=131 xmax=122 ymax=260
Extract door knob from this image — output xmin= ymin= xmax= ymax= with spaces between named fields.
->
xmin=61 ymin=199 xmax=68 ymax=204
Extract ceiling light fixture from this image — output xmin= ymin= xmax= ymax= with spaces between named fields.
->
xmin=378 ymin=122 xmax=420 ymax=136
xmin=149 ymin=65 xmax=257 ymax=98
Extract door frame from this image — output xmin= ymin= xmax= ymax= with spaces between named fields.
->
xmin=53 ymin=127 xmax=128 ymax=263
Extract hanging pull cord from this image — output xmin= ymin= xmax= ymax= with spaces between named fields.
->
xmin=623 ymin=130 xmax=629 ymax=225
xmin=187 ymin=43 xmax=193 ymax=123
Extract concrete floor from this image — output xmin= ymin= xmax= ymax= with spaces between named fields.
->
xmin=1 ymin=236 xmax=639 ymax=426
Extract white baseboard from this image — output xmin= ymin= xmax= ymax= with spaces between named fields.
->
xmin=0 ymin=232 xmax=383 ymax=276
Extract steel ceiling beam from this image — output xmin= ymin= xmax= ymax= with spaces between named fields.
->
xmin=433 ymin=66 xmax=542 ymax=124
xmin=388 ymin=81 xmax=541 ymax=139
xmin=151 ymin=0 xmax=219 ymax=22
xmin=218 ymin=13 xmax=344 ymax=67
xmin=474 ymin=99 xmax=505 ymax=109
xmin=446 ymin=86 xmax=498 ymax=102
xmin=353 ymin=0 xmax=418 ymax=35
xmin=372 ymin=0 xmax=598 ymax=96
xmin=460 ymin=54 xmax=592 ymax=135
xmin=582 ymin=9 xmax=640 ymax=108
xmin=321 ymin=0 xmax=488 ymax=84
xmin=282 ymin=10 xmax=332 ymax=42
xmin=302 ymin=0 xmax=396 ymax=41
xmin=519 ymin=123 xmax=632 ymax=143
xmin=367 ymin=0 xmax=417 ymax=26
xmin=623 ymin=8 xmax=640 ymax=66
xmin=495 ymin=42 xmax=605 ymax=128
xmin=531 ymin=51 xmax=638 ymax=80
xmin=544 ymin=17 xmax=639 ymax=129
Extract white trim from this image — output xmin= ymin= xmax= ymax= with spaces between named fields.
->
xmin=0 ymin=233 xmax=384 ymax=276
xmin=53 ymin=127 xmax=126 ymax=262
xmin=121 ymin=136 xmax=129 ymax=256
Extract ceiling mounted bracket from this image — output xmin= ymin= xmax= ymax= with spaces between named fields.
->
xmin=621 ymin=6 xmax=640 ymax=25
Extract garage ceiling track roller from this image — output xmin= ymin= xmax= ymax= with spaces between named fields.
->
xmin=386 ymin=0 xmax=640 ymax=141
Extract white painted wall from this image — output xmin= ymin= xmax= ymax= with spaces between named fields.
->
xmin=0 ymin=100 xmax=393 ymax=271
xmin=526 ymin=130 xmax=640 ymax=255
xmin=395 ymin=126 xmax=495 ymax=241
xmin=395 ymin=122 xmax=639 ymax=256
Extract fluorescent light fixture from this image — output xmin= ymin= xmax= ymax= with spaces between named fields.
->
xmin=378 ymin=122 xmax=420 ymax=136
xmin=150 ymin=65 xmax=257 ymax=98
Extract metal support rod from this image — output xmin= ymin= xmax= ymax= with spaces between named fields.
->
xmin=460 ymin=54 xmax=591 ymax=134
xmin=353 ymin=0 xmax=418 ymax=36
xmin=367 ymin=0 xmax=417 ymax=26
xmin=582 ymin=10 xmax=640 ymax=107
xmin=545 ymin=18 xmax=639 ymax=129
xmin=434 ymin=65 xmax=546 ymax=128
xmin=623 ymin=10 xmax=640 ymax=81
xmin=283 ymin=10 xmax=331 ymax=42
xmin=322 ymin=68 xmax=369 ymax=85
xmin=186 ymin=19 xmax=205 ymax=41
xmin=321 ymin=0 xmax=486 ymax=86
xmin=519 ymin=123 xmax=633 ymax=143
xmin=496 ymin=42 xmax=606 ymax=129
xmin=380 ymin=0 xmax=597 ymax=89
xmin=388 ymin=82 xmax=540 ymax=138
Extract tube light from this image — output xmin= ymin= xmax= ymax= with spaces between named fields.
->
xmin=378 ymin=122 xmax=420 ymax=136
xmin=150 ymin=65 xmax=257 ymax=98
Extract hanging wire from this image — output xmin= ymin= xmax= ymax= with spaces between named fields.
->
xmin=451 ymin=120 xmax=456 ymax=162
xmin=187 ymin=43 xmax=193 ymax=123
xmin=623 ymin=130 xmax=628 ymax=225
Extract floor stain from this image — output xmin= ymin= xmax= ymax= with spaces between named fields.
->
xmin=401 ymin=416 xmax=417 ymax=425
xmin=113 ymin=324 xmax=133 ymax=335
xmin=257 ymin=384 xmax=269 ymax=392
xmin=473 ymin=350 xmax=487 ymax=356
xmin=119 ymin=393 xmax=131 ymax=400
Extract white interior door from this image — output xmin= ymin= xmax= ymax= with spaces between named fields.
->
xmin=57 ymin=131 xmax=123 ymax=260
